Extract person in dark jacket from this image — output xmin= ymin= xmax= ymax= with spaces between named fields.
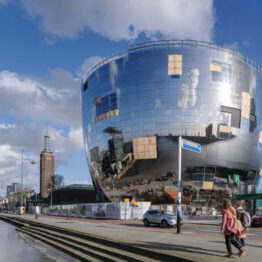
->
xmin=236 ymin=202 xmax=248 ymax=249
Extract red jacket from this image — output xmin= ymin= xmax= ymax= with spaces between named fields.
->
xmin=221 ymin=208 xmax=240 ymax=235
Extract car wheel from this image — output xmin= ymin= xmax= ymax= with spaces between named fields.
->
xmin=143 ymin=219 xmax=150 ymax=227
xmin=161 ymin=220 xmax=169 ymax=228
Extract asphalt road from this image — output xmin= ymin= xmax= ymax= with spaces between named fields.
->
xmin=15 ymin=213 xmax=262 ymax=241
xmin=182 ymin=223 xmax=262 ymax=240
xmin=182 ymin=224 xmax=262 ymax=245
xmin=124 ymin=221 xmax=262 ymax=241
xmin=4 ymin=214 xmax=262 ymax=262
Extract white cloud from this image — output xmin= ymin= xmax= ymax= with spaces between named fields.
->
xmin=224 ymin=41 xmax=251 ymax=51
xmin=0 ymin=122 xmax=83 ymax=164
xmin=0 ymin=67 xmax=91 ymax=196
xmin=77 ymin=56 xmax=104 ymax=78
xmin=0 ymin=144 xmax=38 ymax=196
xmin=21 ymin=0 xmax=215 ymax=41
xmin=0 ymin=0 xmax=8 ymax=5
xmin=68 ymin=128 xmax=84 ymax=149
xmin=0 ymin=69 xmax=81 ymax=128
xmin=0 ymin=145 xmax=20 ymax=167
xmin=224 ymin=42 xmax=239 ymax=51
xmin=0 ymin=124 xmax=15 ymax=129
xmin=0 ymin=54 xmax=109 ymax=196
xmin=0 ymin=124 xmax=84 ymax=196
xmin=155 ymin=98 xmax=162 ymax=109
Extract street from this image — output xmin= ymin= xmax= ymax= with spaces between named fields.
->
xmin=2 ymin=214 xmax=262 ymax=262
xmin=182 ymin=223 xmax=262 ymax=240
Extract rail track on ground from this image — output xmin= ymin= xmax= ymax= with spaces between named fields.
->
xmin=0 ymin=215 xmax=192 ymax=262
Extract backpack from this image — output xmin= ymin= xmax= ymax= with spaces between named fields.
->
xmin=240 ymin=210 xmax=251 ymax=227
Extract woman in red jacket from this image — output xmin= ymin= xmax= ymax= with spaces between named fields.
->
xmin=221 ymin=199 xmax=246 ymax=258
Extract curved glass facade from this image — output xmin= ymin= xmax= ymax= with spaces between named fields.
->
xmin=81 ymin=40 xmax=262 ymax=204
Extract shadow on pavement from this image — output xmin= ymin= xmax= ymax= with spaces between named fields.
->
xmin=55 ymin=221 xmax=76 ymax=224
xmin=210 ymin=240 xmax=262 ymax=248
xmin=121 ymin=223 xmax=161 ymax=228
xmin=246 ymin=243 xmax=262 ymax=248
xmin=133 ymin=241 xmax=226 ymax=258
xmin=121 ymin=223 xmax=179 ymax=230
xmin=121 ymin=224 xmax=145 ymax=227
xmin=95 ymin=225 xmax=113 ymax=228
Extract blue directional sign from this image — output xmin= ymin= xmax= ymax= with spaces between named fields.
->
xmin=182 ymin=139 xmax=201 ymax=153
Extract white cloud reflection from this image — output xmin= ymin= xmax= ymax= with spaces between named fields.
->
xmin=178 ymin=68 xmax=200 ymax=109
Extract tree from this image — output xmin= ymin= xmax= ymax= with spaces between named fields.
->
xmin=53 ymin=174 xmax=64 ymax=189
xmin=47 ymin=174 xmax=64 ymax=202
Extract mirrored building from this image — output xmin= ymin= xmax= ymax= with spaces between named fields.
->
xmin=81 ymin=40 xmax=262 ymax=206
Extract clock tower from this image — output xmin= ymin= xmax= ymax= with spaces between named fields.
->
xmin=40 ymin=132 xmax=54 ymax=199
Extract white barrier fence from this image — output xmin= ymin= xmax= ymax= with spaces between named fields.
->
xmin=48 ymin=202 xmax=151 ymax=220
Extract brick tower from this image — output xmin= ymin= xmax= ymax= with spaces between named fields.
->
xmin=40 ymin=132 xmax=54 ymax=199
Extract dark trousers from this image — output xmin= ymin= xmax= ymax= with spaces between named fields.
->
xmin=239 ymin=238 xmax=245 ymax=247
xmin=225 ymin=234 xmax=243 ymax=254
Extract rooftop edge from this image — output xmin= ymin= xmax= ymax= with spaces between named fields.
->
xmin=82 ymin=39 xmax=261 ymax=83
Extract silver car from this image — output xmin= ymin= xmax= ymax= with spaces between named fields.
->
xmin=143 ymin=209 xmax=177 ymax=228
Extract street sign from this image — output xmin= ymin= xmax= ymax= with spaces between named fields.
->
xmin=182 ymin=139 xmax=201 ymax=153
xmin=177 ymin=136 xmax=201 ymax=234
xmin=234 ymin=174 xmax=239 ymax=184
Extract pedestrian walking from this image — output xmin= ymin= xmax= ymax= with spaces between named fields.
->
xmin=236 ymin=212 xmax=247 ymax=249
xmin=221 ymin=199 xmax=246 ymax=258
xmin=67 ymin=208 xmax=71 ymax=220
xmin=236 ymin=202 xmax=251 ymax=249
xmin=35 ymin=206 xmax=40 ymax=220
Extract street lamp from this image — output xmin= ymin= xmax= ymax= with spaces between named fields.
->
xmin=20 ymin=150 xmax=36 ymax=214
xmin=20 ymin=150 xmax=24 ymax=214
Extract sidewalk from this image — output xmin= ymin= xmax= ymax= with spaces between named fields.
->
xmin=23 ymin=213 xmax=222 ymax=226
xmin=5 ymin=214 xmax=262 ymax=262
xmin=183 ymin=215 xmax=221 ymax=226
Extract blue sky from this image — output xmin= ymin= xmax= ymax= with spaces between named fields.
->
xmin=0 ymin=0 xmax=261 ymax=195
